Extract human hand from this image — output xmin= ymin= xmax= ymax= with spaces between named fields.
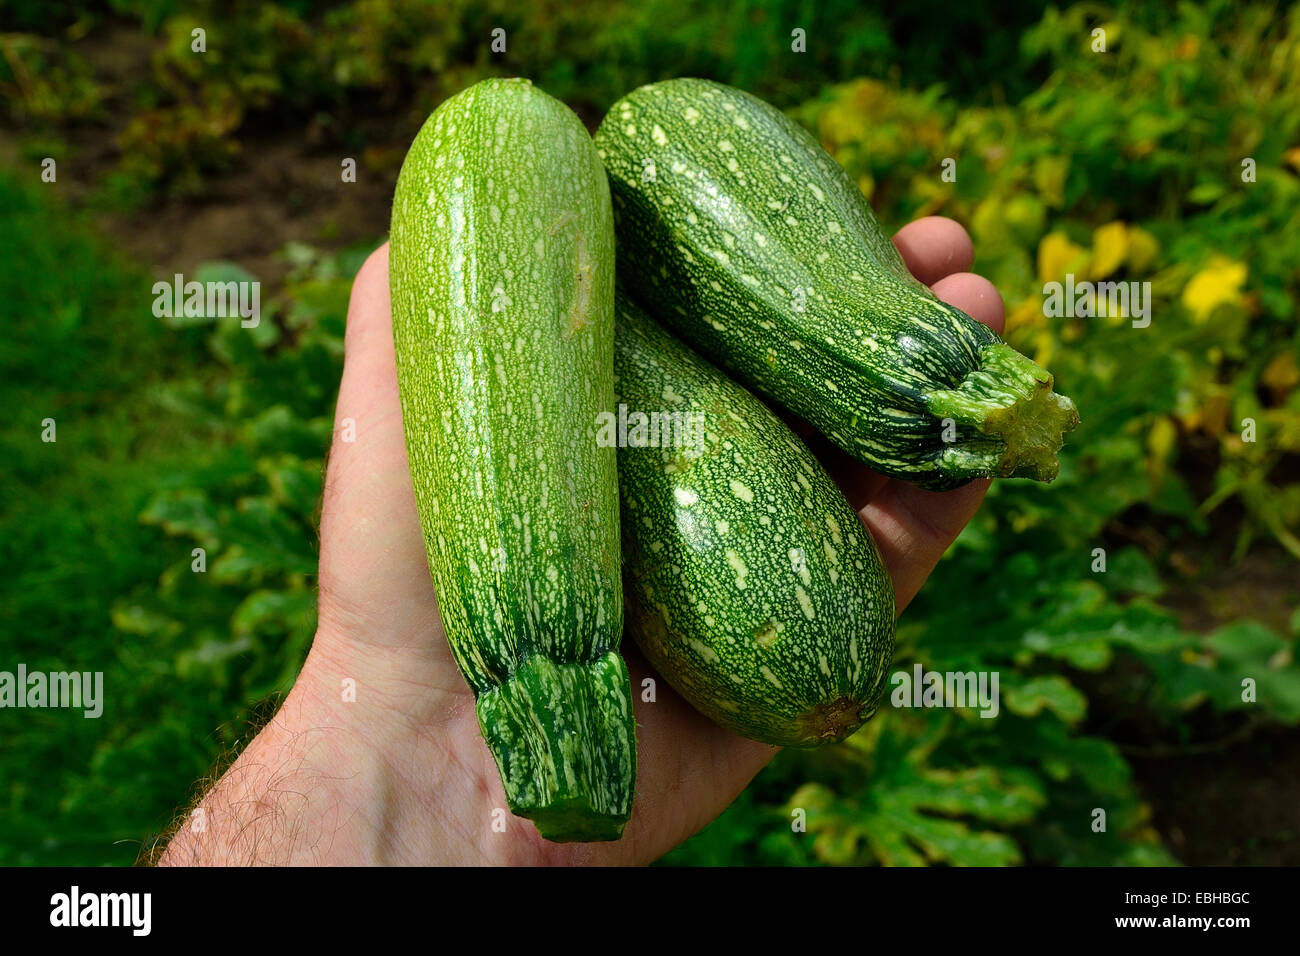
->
xmin=160 ymin=215 xmax=1003 ymax=866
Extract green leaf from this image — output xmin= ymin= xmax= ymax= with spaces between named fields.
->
xmin=258 ymin=455 xmax=324 ymax=516
xmin=231 ymin=588 xmax=316 ymax=638
xmin=1206 ymin=620 xmax=1288 ymax=663
xmin=194 ymin=260 xmax=258 ymax=287
xmin=1005 ymin=675 xmax=1088 ymax=723
xmin=785 ymin=714 xmax=1045 ymax=866
xmin=139 ymin=488 xmax=223 ymax=549
xmin=1187 ymin=182 xmax=1226 ymax=205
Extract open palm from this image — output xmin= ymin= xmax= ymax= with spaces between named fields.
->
xmin=195 ymin=216 xmax=1003 ymax=866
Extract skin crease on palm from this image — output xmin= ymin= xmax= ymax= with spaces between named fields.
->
xmin=159 ymin=215 xmax=1004 ymax=867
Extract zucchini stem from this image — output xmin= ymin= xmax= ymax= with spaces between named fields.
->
xmin=924 ymin=342 xmax=1080 ymax=484
xmin=474 ymin=650 xmax=636 ymax=842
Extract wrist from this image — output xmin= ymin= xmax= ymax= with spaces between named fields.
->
xmin=160 ymin=632 xmax=429 ymax=865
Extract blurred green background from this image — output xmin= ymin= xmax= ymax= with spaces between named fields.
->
xmin=1 ymin=0 xmax=1298 ymax=865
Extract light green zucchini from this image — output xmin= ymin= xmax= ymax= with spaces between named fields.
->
xmin=389 ymin=78 xmax=634 ymax=842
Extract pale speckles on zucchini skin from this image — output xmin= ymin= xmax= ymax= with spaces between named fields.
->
xmin=596 ymin=78 xmax=1078 ymax=491
xmin=390 ymin=78 xmax=634 ymax=842
xmin=615 ymin=294 xmax=896 ymax=747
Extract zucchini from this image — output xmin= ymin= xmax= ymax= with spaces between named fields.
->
xmin=615 ymin=293 xmax=896 ymax=746
xmin=389 ymin=78 xmax=634 ymax=842
xmin=595 ymin=78 xmax=1079 ymax=491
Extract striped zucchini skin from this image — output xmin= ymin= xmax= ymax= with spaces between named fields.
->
xmin=595 ymin=78 xmax=1078 ymax=491
xmin=390 ymin=79 xmax=634 ymax=842
xmin=615 ymin=293 xmax=896 ymax=746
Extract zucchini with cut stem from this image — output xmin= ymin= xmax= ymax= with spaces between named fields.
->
xmin=596 ymin=78 xmax=1079 ymax=491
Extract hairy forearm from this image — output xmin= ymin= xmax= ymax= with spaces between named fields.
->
xmin=155 ymin=627 xmax=640 ymax=866
xmin=155 ymin=633 xmax=509 ymax=866
xmin=157 ymin=685 xmax=369 ymax=865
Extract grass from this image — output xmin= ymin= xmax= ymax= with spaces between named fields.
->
xmin=0 ymin=169 xmax=236 ymax=864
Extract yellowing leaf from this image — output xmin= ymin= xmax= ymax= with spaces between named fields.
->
xmin=1179 ymin=390 xmax=1235 ymax=437
xmin=971 ymin=196 xmax=1004 ymax=241
xmin=1089 ymin=221 xmax=1129 ymax=280
xmin=1033 ymin=155 xmax=1070 ymax=208
xmin=818 ymin=79 xmax=894 ymax=149
xmin=848 ymin=78 xmax=891 ymax=118
xmin=1200 ymin=391 xmax=1232 ymax=438
xmin=1033 ymin=329 xmax=1055 ymax=370
xmin=1146 ymin=416 xmax=1177 ymax=486
xmin=1285 ymin=148 xmax=1300 ymax=173
xmin=1173 ymin=35 xmax=1200 ymax=60
xmin=1147 ymin=416 xmax=1177 ymax=459
xmin=1181 ymin=256 xmax=1247 ymax=323
xmin=1037 ymin=231 xmax=1089 ymax=283
xmin=1003 ymin=194 xmax=1047 ymax=242
xmin=817 ymin=81 xmax=881 ymax=147
xmin=1125 ymin=226 xmax=1160 ymax=273
xmin=1005 ymin=296 xmax=1044 ymax=335
xmin=910 ymin=177 xmax=951 ymax=219
xmin=1261 ymin=351 xmax=1299 ymax=399
xmin=820 ymin=105 xmax=869 ymax=149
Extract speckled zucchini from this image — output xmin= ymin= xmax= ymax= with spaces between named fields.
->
xmin=595 ymin=78 xmax=1079 ymax=491
xmin=615 ymin=293 xmax=896 ymax=746
xmin=389 ymin=78 xmax=634 ymax=842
